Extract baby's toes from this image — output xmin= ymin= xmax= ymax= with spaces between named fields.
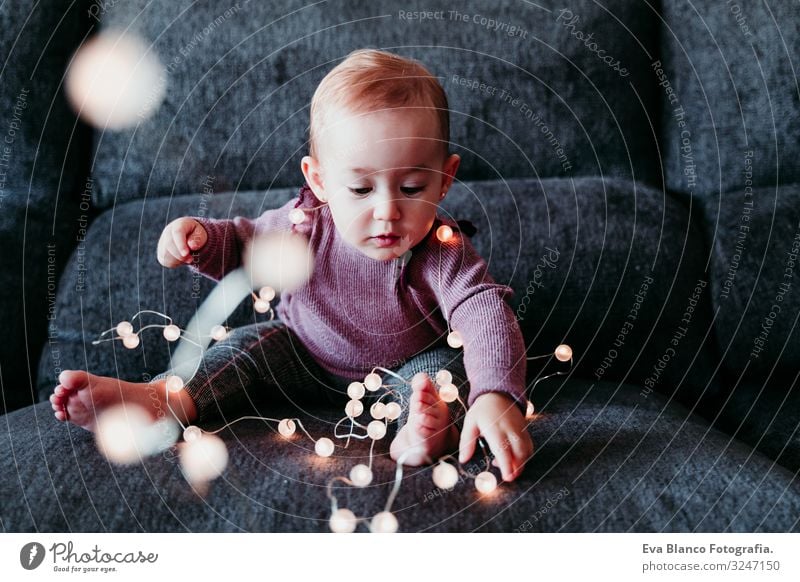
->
xmin=413 ymin=418 xmax=437 ymax=437
xmin=54 ymin=410 xmax=67 ymax=421
xmin=414 ymin=390 xmax=439 ymax=409
xmin=54 ymin=385 xmax=74 ymax=399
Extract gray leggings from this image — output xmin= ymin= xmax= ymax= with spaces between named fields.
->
xmin=158 ymin=319 xmax=470 ymax=434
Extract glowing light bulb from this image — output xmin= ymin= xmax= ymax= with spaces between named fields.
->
xmin=370 ymin=402 xmax=386 ymax=420
xmin=288 ymin=208 xmax=306 ymax=225
xmin=315 ymin=437 xmax=334 ymax=457
xmin=526 ymin=401 xmax=535 ymax=418
xmin=180 ymin=433 xmax=229 ymax=484
xmin=245 ymin=231 xmax=313 ymax=293
xmin=329 ymin=508 xmax=357 ymax=533
xmin=345 ymin=399 xmax=364 ymax=418
xmin=436 ymin=225 xmax=454 ymax=242
xmin=439 ymin=383 xmax=458 ymax=403
xmin=367 ymin=420 xmax=387 ymax=440
xmin=95 ymin=404 xmax=154 ymax=464
xmin=435 ymin=369 xmax=452 ymax=386
xmin=370 ymin=511 xmax=398 ymax=533
xmin=165 ymin=375 xmax=184 ymax=393
xmin=122 ymin=333 xmax=140 ymax=349
xmin=347 ymin=382 xmax=365 ymax=400
xmin=183 ymin=425 xmax=202 ymax=442
xmin=364 ymin=373 xmax=382 ymax=391
xmin=447 ymin=331 xmax=463 ymax=349
xmin=432 ymin=461 xmax=459 ymax=490
xmin=384 ymin=402 xmax=401 ymax=421
xmin=349 ymin=464 xmax=373 ymax=487
xmin=555 ymin=344 xmax=573 ymax=362
xmin=258 ymin=286 xmax=276 ymax=301
xmin=475 ymin=471 xmax=498 ymax=494
xmin=254 ymin=299 xmax=270 ymax=313
xmin=278 ymin=418 xmax=296 ymax=437
xmin=116 ymin=321 xmax=133 ymax=337
xmin=210 ymin=325 xmax=228 ymax=341
xmin=162 ymin=324 xmax=181 ymax=341
xmin=65 ymin=29 xmax=166 ymax=129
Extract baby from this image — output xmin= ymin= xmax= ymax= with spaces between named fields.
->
xmin=51 ymin=49 xmax=533 ymax=481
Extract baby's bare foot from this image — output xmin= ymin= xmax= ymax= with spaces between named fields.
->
xmin=49 ymin=370 xmax=183 ymax=432
xmin=389 ymin=372 xmax=459 ymax=466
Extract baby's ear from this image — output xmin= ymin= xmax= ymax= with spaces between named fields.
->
xmin=441 ymin=153 xmax=461 ymax=193
xmin=300 ymin=155 xmax=327 ymax=202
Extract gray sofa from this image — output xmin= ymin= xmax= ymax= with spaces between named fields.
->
xmin=2 ymin=0 xmax=799 ymax=532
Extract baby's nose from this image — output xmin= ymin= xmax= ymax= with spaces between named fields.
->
xmin=372 ymin=193 xmax=401 ymax=221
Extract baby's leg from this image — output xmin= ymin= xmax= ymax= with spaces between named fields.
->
xmin=50 ymin=371 xmax=197 ymax=432
xmin=386 ymin=346 xmax=469 ymax=466
xmin=150 ymin=319 xmax=328 ymax=425
xmin=52 ymin=320 xmax=325 ymax=431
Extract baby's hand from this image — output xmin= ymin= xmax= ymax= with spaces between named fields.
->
xmin=459 ymin=392 xmax=534 ymax=482
xmin=157 ymin=217 xmax=208 ymax=268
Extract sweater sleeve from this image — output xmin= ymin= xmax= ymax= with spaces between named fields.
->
xmin=416 ymin=219 xmax=528 ymax=414
xmin=189 ymin=187 xmax=315 ymax=282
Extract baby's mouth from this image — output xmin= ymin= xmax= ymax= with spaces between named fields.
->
xmin=371 ymin=234 xmax=401 ymax=248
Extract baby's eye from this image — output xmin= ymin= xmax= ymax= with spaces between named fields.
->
xmin=348 ymin=187 xmax=372 ymax=196
xmin=401 ymin=185 xmax=426 ymax=196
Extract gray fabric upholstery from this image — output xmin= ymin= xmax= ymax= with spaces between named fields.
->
xmin=712 ymin=375 xmax=800 ymax=474
xmin=659 ymin=0 xmax=800 ymax=196
xmin=0 ymin=1 xmax=91 ymax=413
xmin=3 ymin=378 xmax=798 ymax=532
xmin=702 ymin=184 xmax=800 ymax=383
xmin=88 ymin=0 xmax=663 ymax=207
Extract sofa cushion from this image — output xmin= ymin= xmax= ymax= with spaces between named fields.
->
xmin=659 ymin=0 xmax=800 ymax=196
xmin=5 ymin=378 xmax=799 ymax=532
xmin=38 ymin=177 xmax=720 ymax=418
xmin=87 ymin=0 xmax=663 ymax=207
xmin=702 ymin=184 xmax=800 ymax=385
xmin=712 ymin=375 xmax=800 ymax=474
xmin=463 ymin=177 xmax=721 ymax=413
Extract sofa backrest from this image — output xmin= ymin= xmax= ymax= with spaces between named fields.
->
xmin=87 ymin=0 xmax=664 ymax=208
xmin=0 ymin=0 xmax=91 ymax=413
xmin=658 ymin=0 xmax=800 ymax=197
xmin=658 ymin=0 xmax=800 ymax=388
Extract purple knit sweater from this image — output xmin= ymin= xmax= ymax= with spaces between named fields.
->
xmin=190 ymin=185 xmax=528 ymax=412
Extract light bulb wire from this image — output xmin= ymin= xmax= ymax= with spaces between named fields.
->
xmin=384 ymin=449 xmax=417 ymax=513
xmin=93 ymin=309 xmax=174 ymax=344
xmin=437 ymin=242 xmax=451 ymax=330
xmin=326 ymin=475 xmax=361 ymax=517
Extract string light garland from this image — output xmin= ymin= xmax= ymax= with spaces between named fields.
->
xmin=88 ymin=314 xmax=573 ymax=530
xmin=82 ymin=203 xmax=575 ymax=532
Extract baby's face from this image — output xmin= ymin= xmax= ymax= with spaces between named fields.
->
xmin=302 ymin=108 xmax=460 ymax=261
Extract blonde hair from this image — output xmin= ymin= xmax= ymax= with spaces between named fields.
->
xmin=308 ymin=49 xmax=450 ymax=159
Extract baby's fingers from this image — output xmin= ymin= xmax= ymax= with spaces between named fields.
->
xmin=171 ymin=225 xmax=191 ymax=259
xmin=158 ymin=240 xmax=185 ymax=268
xmin=502 ymin=432 xmax=533 ymax=481
xmin=458 ymin=417 xmax=480 ymax=464
xmin=187 ymin=222 xmax=207 ymax=251
xmin=484 ymin=430 xmax=514 ymax=482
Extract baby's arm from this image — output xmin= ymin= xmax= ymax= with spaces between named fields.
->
xmin=416 ymin=219 xmax=532 ymax=480
xmin=157 ymin=195 xmax=306 ymax=281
